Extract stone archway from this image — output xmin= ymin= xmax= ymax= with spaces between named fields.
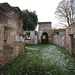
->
xmin=41 ymin=32 xmax=48 ymax=43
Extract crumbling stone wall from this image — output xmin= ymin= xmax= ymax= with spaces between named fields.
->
xmin=66 ymin=23 xmax=75 ymax=55
xmin=0 ymin=25 xmax=4 ymax=51
xmin=23 ymin=31 xmax=38 ymax=45
xmin=53 ymin=23 xmax=75 ymax=55
xmin=53 ymin=31 xmax=65 ymax=48
xmin=23 ymin=22 xmax=52 ymax=44
xmin=0 ymin=3 xmax=24 ymax=69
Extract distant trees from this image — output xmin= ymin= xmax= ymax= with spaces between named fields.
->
xmin=22 ymin=10 xmax=38 ymax=30
xmin=52 ymin=28 xmax=65 ymax=35
xmin=55 ymin=0 xmax=75 ymax=27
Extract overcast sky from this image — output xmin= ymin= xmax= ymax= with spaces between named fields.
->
xmin=0 ymin=0 xmax=62 ymax=28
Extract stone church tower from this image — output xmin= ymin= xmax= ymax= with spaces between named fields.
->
xmin=38 ymin=22 xmax=52 ymax=43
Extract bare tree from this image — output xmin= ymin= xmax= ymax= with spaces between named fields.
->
xmin=55 ymin=0 xmax=75 ymax=27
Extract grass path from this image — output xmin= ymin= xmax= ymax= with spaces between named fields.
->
xmin=0 ymin=44 xmax=75 ymax=75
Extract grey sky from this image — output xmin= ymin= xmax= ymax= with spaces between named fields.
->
xmin=0 ymin=0 xmax=62 ymax=28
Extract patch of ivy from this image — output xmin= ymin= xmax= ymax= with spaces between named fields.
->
xmin=4 ymin=26 xmax=10 ymax=31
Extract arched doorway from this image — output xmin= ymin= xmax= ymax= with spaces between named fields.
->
xmin=41 ymin=32 xmax=48 ymax=43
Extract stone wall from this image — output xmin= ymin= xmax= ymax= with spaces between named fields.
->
xmin=23 ymin=22 xmax=52 ymax=44
xmin=66 ymin=23 xmax=75 ymax=55
xmin=0 ymin=3 xmax=24 ymax=69
xmin=38 ymin=22 xmax=51 ymax=31
xmin=0 ymin=24 xmax=4 ymax=51
xmin=53 ymin=23 xmax=75 ymax=55
xmin=65 ymin=29 xmax=70 ymax=50
xmin=53 ymin=31 xmax=65 ymax=48
xmin=23 ymin=31 xmax=38 ymax=45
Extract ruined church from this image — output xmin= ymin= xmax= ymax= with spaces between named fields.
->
xmin=0 ymin=2 xmax=75 ymax=70
xmin=23 ymin=22 xmax=52 ymax=44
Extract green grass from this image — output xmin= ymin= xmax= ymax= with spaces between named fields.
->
xmin=0 ymin=44 xmax=75 ymax=75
